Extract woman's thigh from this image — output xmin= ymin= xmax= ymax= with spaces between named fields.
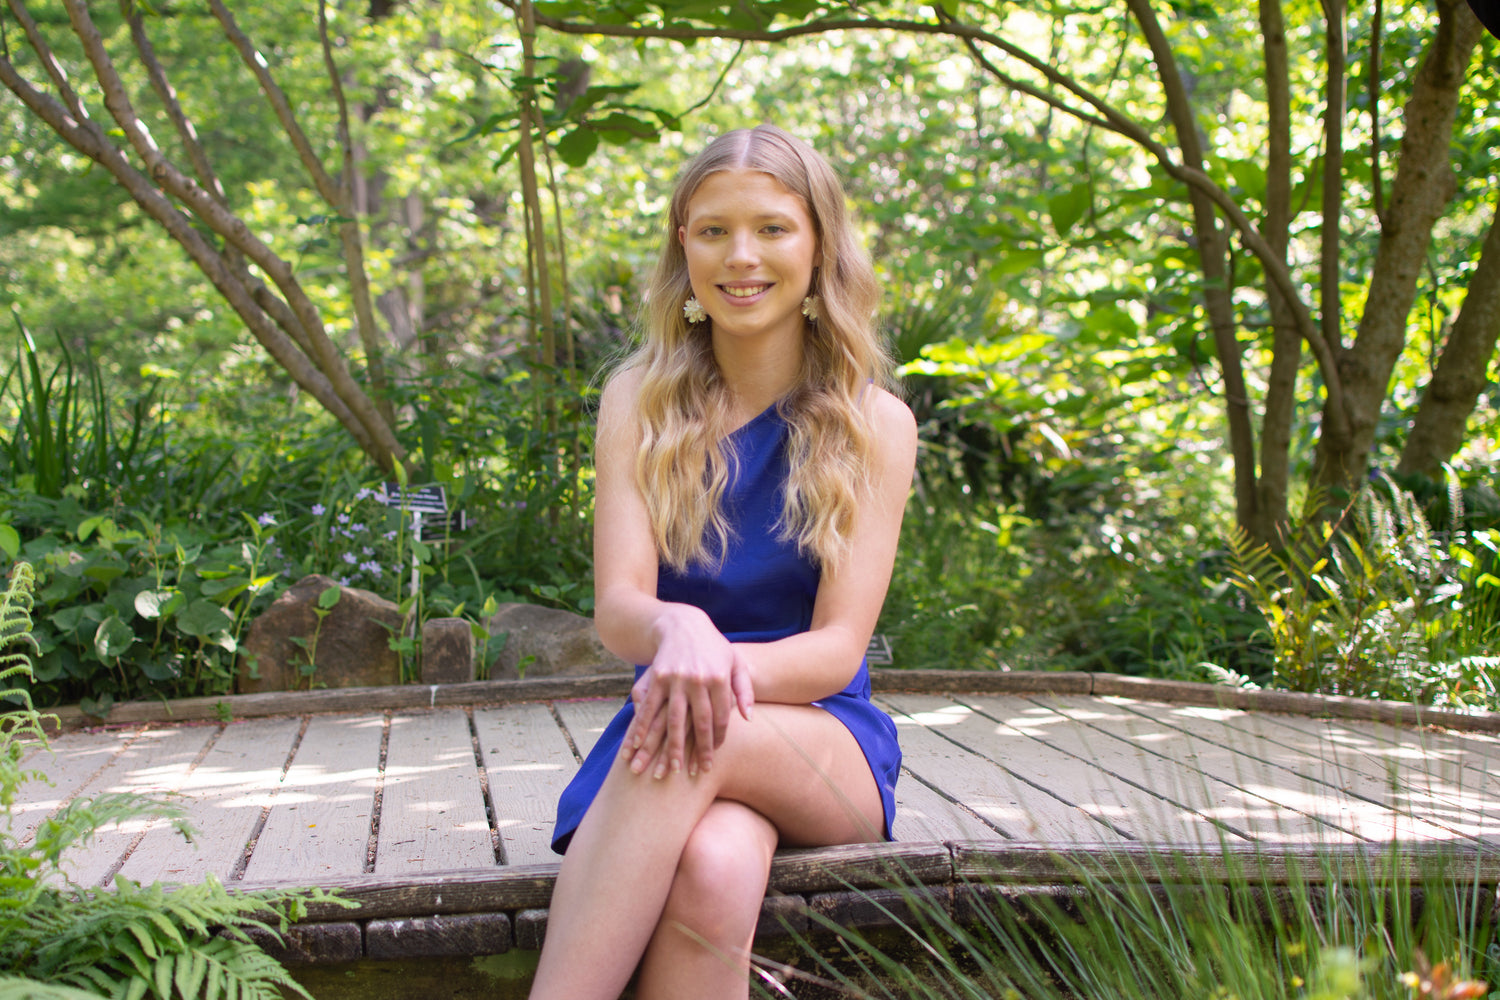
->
xmin=713 ymin=703 xmax=883 ymax=848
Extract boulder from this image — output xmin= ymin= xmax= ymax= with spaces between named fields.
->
xmin=484 ymin=603 xmax=630 ymax=680
xmin=238 ymin=574 xmax=405 ymax=692
xmin=421 ymin=617 xmax=475 ymax=684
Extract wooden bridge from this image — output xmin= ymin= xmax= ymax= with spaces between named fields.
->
xmin=9 ymin=671 xmax=1500 ymax=971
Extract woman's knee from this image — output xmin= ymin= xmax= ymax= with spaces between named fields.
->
xmin=660 ymin=805 xmax=775 ymax=938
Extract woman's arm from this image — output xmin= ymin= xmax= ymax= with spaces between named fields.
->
xmin=733 ymin=388 xmax=918 ymax=704
xmin=592 ymin=369 xmax=753 ymax=778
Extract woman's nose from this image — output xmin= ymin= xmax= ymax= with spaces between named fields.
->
xmin=725 ymin=231 xmax=758 ymax=268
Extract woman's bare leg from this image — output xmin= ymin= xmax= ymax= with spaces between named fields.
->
xmin=527 ymin=704 xmax=882 ymax=1000
xmin=635 ymin=801 xmax=777 ymax=1000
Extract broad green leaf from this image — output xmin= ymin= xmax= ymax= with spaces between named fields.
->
xmin=135 ymin=589 xmax=178 ymax=619
xmin=1048 ymin=182 xmax=1091 ymax=238
xmin=176 ymin=599 xmax=233 ymax=637
xmin=554 ymin=127 xmax=600 ymax=167
xmin=94 ymin=616 xmax=136 ymax=660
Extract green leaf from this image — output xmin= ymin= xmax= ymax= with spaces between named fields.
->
xmin=94 ymin=616 xmax=136 ymax=660
xmin=316 ymin=585 xmax=342 ymax=611
xmin=554 ymin=127 xmax=600 ymax=167
xmin=135 ymin=589 xmax=178 ymax=619
xmin=0 ymin=523 xmax=18 ymax=560
xmin=1048 ymin=181 xmax=1090 ymax=238
xmin=175 ymin=600 xmax=233 ymax=638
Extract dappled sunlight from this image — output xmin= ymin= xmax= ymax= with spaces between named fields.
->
xmin=890 ymin=704 xmax=972 ymax=727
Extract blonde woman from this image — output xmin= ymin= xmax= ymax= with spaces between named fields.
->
xmin=530 ymin=124 xmax=917 ymax=1000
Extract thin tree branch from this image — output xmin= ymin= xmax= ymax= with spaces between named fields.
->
xmin=527 ymin=1 xmax=1346 ymax=424
xmin=207 ymin=0 xmax=343 ymax=207
xmin=1319 ymin=0 xmax=1347 ymax=360
xmin=1370 ymin=0 xmax=1386 ymax=225
xmin=5 ymin=0 xmax=88 ymax=125
xmin=319 ymin=0 xmax=395 ymax=424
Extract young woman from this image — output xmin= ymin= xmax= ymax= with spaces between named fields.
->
xmin=529 ymin=124 xmax=918 ymax=1000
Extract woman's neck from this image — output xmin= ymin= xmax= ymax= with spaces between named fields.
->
xmin=712 ymin=327 xmax=803 ymax=424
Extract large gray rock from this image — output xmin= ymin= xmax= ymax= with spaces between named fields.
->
xmin=238 ymin=574 xmax=405 ymax=692
xmin=484 ymin=603 xmax=630 ymax=680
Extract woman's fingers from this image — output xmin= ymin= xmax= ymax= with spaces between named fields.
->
xmin=690 ymin=683 xmax=717 ymax=775
xmin=731 ymin=647 xmax=756 ymax=721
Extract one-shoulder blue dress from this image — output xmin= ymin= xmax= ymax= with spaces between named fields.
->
xmin=550 ymin=404 xmax=901 ymax=854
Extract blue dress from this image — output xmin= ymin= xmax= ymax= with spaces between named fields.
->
xmin=550 ymin=404 xmax=901 ymax=854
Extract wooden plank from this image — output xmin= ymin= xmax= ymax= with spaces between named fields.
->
xmin=553 ymin=698 xmax=622 ymax=760
xmin=48 ymin=675 xmax=637 ymax=729
xmin=769 ymin=841 xmax=953 ymax=892
xmin=1088 ymin=674 xmax=1500 ymax=732
xmin=4 ymin=728 xmax=139 ymax=845
xmin=1248 ymin=713 xmax=1500 ymax=840
xmin=242 ymin=713 xmax=385 ymax=884
xmin=57 ymin=724 xmax=222 ymax=887
xmin=1032 ymin=695 xmax=1455 ymax=846
xmin=873 ymin=670 xmax=1094 ymax=696
xmin=117 ymin=717 xmax=303 ymax=883
xmin=951 ymin=839 xmax=1500 ymax=884
xmin=1083 ymin=696 xmax=1476 ymax=843
xmin=474 ymin=704 xmax=577 ymax=865
xmin=890 ymin=768 xmax=1000 ymax=843
xmin=880 ymin=694 xmax=1136 ymax=844
xmin=43 ymin=671 xmax=1500 ymax=733
xmin=374 ymin=709 xmax=494 ymax=874
xmin=952 ymin=693 xmax=1311 ymax=845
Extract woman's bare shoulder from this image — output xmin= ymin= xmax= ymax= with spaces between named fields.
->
xmin=600 ymin=364 xmax=647 ymax=411
xmin=864 ymin=385 xmax=917 ymax=446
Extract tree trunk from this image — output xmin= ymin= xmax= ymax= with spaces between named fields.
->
xmin=1312 ymin=0 xmax=1484 ymax=493
xmin=1396 ymin=198 xmax=1500 ymax=479
xmin=1250 ymin=0 xmax=1300 ymax=546
xmin=1128 ymin=0 xmax=1259 ymax=533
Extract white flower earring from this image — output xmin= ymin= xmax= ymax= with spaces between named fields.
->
xmin=801 ymin=295 xmax=821 ymax=323
xmin=683 ymin=296 xmax=708 ymax=324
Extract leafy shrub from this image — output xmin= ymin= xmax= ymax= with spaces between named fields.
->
xmin=3 ymin=498 xmax=282 ymax=713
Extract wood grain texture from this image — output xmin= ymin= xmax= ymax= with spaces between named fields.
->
xmin=242 ymin=714 xmax=385 ymax=883
xmin=374 ymin=709 xmax=494 ymax=874
xmin=118 ymin=716 xmax=303 ymax=883
xmin=57 ymin=724 xmax=222 ymax=887
xmin=5 ymin=727 xmax=139 ymax=846
xmin=552 ymin=698 xmax=621 ymax=760
xmin=474 ymin=703 xmax=577 ymax=864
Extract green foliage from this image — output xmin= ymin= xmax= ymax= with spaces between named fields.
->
xmin=1227 ymin=477 xmax=1500 ymax=707
xmin=0 ymin=563 xmax=349 ymax=1000
xmin=6 ymin=503 xmax=280 ymax=713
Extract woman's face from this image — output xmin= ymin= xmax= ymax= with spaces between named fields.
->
xmin=678 ymin=168 xmax=821 ymax=347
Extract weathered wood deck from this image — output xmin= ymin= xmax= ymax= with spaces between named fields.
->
xmin=9 ymin=671 xmax=1500 ymax=965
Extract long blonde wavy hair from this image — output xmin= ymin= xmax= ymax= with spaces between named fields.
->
xmin=621 ymin=124 xmax=890 ymax=573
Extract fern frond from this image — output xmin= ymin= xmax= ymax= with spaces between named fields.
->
xmin=0 ymin=975 xmax=106 ymax=1000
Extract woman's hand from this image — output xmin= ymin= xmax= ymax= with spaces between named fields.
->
xmin=619 ymin=605 xmax=755 ymax=779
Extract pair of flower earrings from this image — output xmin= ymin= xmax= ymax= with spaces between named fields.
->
xmin=682 ymin=294 xmax=820 ymax=324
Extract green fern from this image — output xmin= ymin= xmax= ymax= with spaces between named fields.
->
xmin=1 ymin=562 xmax=352 ymax=1000
xmin=1226 ymin=476 xmax=1499 ymax=707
